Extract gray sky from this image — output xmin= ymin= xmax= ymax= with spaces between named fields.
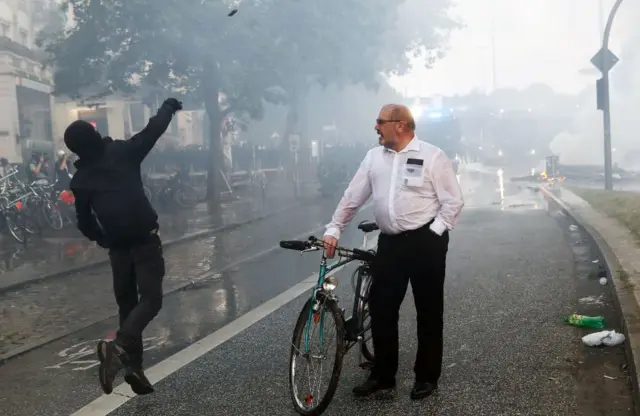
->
xmin=390 ymin=0 xmax=632 ymax=96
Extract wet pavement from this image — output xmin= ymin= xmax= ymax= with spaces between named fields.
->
xmin=0 ymin=181 xmax=301 ymax=293
xmin=0 ymin=166 xmax=634 ymax=415
xmin=0 ymin=193 xmax=338 ymax=358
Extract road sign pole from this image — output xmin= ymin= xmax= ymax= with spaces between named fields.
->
xmin=596 ymin=0 xmax=624 ymax=190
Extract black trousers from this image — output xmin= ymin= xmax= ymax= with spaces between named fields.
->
xmin=369 ymin=223 xmax=449 ymax=384
xmin=108 ymin=234 xmax=165 ymax=367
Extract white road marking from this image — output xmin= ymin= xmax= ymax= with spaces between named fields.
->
xmin=46 ymin=337 xmax=167 ymax=372
xmin=71 ymin=234 xmax=377 ymax=416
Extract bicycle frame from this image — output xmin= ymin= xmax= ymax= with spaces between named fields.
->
xmin=302 ymin=231 xmax=373 ymax=353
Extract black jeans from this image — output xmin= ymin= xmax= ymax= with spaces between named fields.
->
xmin=108 ymin=234 xmax=165 ymax=368
xmin=369 ymin=223 xmax=449 ymax=384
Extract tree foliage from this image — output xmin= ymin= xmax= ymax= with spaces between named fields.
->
xmin=42 ymin=0 xmax=457 ymax=201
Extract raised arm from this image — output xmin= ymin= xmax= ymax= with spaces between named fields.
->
xmin=125 ymin=98 xmax=183 ymax=163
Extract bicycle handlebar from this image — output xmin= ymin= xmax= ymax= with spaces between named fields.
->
xmin=279 ymin=236 xmax=375 ymax=263
xmin=279 ymin=240 xmax=311 ymax=251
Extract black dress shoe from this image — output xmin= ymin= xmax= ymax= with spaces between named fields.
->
xmin=410 ymin=381 xmax=437 ymax=400
xmin=352 ymin=379 xmax=396 ymax=397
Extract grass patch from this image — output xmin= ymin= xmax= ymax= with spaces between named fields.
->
xmin=568 ymin=186 xmax=640 ymax=240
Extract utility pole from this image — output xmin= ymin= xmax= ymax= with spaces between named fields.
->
xmin=490 ymin=2 xmax=497 ymax=91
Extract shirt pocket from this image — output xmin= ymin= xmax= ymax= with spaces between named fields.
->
xmin=402 ymin=158 xmax=424 ymax=187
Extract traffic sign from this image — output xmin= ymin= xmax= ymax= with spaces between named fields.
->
xmin=591 ymin=47 xmax=619 ymax=73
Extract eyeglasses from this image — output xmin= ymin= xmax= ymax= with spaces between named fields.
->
xmin=376 ymin=119 xmax=404 ymax=125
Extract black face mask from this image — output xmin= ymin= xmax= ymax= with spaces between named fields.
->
xmin=64 ymin=120 xmax=105 ymax=160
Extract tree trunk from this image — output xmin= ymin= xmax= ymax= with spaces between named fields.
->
xmin=202 ymin=74 xmax=223 ymax=207
xmin=281 ymin=89 xmax=299 ymax=171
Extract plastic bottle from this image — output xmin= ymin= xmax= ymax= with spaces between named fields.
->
xmin=564 ymin=314 xmax=605 ymax=329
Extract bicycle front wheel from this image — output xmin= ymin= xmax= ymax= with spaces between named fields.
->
xmin=289 ymin=297 xmax=345 ymax=416
xmin=4 ymin=212 xmax=25 ymax=244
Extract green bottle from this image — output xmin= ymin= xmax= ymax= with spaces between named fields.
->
xmin=564 ymin=314 xmax=605 ymax=329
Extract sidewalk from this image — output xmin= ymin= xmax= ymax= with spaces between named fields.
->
xmin=0 ymin=181 xmax=304 ymax=293
xmin=540 ymin=185 xmax=640 ymax=413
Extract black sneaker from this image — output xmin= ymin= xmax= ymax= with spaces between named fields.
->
xmin=96 ymin=340 xmax=126 ymax=395
xmin=124 ymin=367 xmax=155 ymax=395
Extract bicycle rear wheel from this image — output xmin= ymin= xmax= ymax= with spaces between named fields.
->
xmin=42 ymin=200 xmax=63 ymax=230
xmin=174 ymin=184 xmax=199 ymax=208
xmin=289 ymin=297 xmax=345 ymax=415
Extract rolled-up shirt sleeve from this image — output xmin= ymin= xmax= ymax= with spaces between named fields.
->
xmin=429 ymin=151 xmax=464 ymax=236
xmin=324 ymin=151 xmax=373 ymax=240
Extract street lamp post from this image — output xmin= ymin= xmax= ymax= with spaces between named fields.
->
xmin=598 ymin=0 xmax=624 ymax=190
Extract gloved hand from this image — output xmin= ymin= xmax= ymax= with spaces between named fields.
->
xmin=163 ymin=98 xmax=183 ymax=113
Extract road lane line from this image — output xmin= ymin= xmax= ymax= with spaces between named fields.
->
xmin=71 ymin=233 xmax=377 ymax=415
xmin=1 ymin=206 xmax=373 ymax=363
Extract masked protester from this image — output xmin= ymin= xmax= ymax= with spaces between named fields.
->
xmin=64 ymin=98 xmax=182 ymax=396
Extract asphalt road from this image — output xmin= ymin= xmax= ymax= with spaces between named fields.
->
xmin=0 ymin=180 xmax=297 ymax=293
xmin=0 ymin=167 xmax=633 ymax=415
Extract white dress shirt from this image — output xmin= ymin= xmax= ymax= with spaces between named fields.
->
xmin=324 ymin=137 xmax=464 ymax=239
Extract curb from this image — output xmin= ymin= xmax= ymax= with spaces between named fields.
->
xmin=538 ymin=185 xmax=640 ymax=415
xmin=0 ymin=197 xmax=314 ymax=295
xmin=0 ymin=222 xmax=328 ymax=364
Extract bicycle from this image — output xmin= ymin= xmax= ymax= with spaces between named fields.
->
xmin=279 ymin=220 xmax=380 ymax=415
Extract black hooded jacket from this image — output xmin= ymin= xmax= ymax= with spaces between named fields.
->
xmin=65 ymin=103 xmax=175 ymax=248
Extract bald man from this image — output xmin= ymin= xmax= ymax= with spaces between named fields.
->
xmin=323 ymin=104 xmax=464 ymax=400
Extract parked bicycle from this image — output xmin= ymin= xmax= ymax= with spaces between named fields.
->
xmin=143 ymin=170 xmax=200 ymax=208
xmin=279 ymin=220 xmax=379 ymax=415
xmin=0 ymin=170 xmax=47 ymax=243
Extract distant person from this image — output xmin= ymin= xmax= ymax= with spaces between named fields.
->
xmin=0 ymin=158 xmax=12 ymax=192
xmin=64 ymin=97 xmax=182 ymax=396
xmin=323 ymin=104 xmax=464 ymax=401
xmin=54 ymin=150 xmax=72 ymax=191
xmin=27 ymin=152 xmax=49 ymax=182
xmin=0 ymin=157 xmax=10 ymax=178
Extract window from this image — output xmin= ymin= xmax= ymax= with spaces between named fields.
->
xmin=19 ymin=30 xmax=28 ymax=46
xmin=12 ymin=57 xmax=21 ymax=69
xmin=170 ymin=117 xmax=178 ymax=135
xmin=16 ymin=85 xmax=54 ymax=142
xmin=129 ymin=102 xmax=146 ymax=132
xmin=1 ymin=23 xmax=9 ymax=37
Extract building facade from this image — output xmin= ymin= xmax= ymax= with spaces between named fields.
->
xmin=53 ymin=97 xmax=187 ymax=149
xmin=0 ymin=0 xmax=202 ymax=163
xmin=0 ymin=0 xmax=56 ymax=163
